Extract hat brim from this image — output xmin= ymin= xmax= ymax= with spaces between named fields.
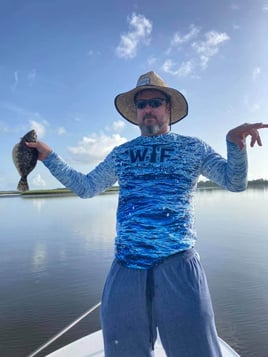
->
xmin=114 ymin=85 xmax=188 ymax=125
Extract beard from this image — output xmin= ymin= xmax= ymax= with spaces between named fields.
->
xmin=139 ymin=114 xmax=162 ymax=136
xmin=140 ymin=123 xmax=161 ymax=136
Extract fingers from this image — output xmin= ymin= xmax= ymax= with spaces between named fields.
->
xmin=248 ymin=123 xmax=267 ymax=147
xmin=248 ymin=128 xmax=261 ymax=147
xmin=243 ymin=122 xmax=268 ymax=129
xmin=25 ymin=141 xmax=52 ymax=161
xmin=25 ymin=141 xmax=37 ymax=148
xmin=227 ymin=122 xmax=268 ymax=149
xmin=256 ymin=135 xmax=262 ymax=146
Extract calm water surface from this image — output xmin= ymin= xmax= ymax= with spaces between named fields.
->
xmin=0 ymin=189 xmax=268 ymax=357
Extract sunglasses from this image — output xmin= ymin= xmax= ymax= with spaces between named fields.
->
xmin=135 ymin=98 xmax=167 ymax=110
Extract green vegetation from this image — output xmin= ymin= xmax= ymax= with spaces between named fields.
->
xmin=0 ymin=186 xmax=119 ymax=197
xmin=22 ymin=188 xmax=75 ymax=195
xmin=197 ymin=179 xmax=268 ymax=189
xmin=1 ymin=180 xmax=268 ymax=197
xmin=247 ymin=179 xmax=268 ymax=188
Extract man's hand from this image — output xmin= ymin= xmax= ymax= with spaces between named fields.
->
xmin=26 ymin=141 xmax=52 ymax=161
xmin=227 ymin=122 xmax=268 ymax=150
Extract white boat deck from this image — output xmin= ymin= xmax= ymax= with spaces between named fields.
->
xmin=46 ymin=329 xmax=240 ymax=357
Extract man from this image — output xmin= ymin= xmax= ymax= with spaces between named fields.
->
xmin=27 ymin=71 xmax=268 ymax=357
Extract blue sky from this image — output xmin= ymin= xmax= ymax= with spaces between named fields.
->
xmin=1 ymin=0 xmax=268 ymax=190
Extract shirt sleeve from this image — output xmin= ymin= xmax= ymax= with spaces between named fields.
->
xmin=201 ymin=139 xmax=248 ymax=192
xmin=42 ymin=151 xmax=118 ymax=198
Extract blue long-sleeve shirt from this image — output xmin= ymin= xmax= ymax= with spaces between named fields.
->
xmin=43 ymin=132 xmax=247 ymax=269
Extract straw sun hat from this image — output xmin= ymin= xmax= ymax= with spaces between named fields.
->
xmin=114 ymin=71 xmax=188 ymax=125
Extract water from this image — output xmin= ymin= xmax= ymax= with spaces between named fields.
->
xmin=0 ymin=189 xmax=267 ymax=357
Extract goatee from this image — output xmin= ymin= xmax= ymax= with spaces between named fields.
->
xmin=140 ymin=123 xmax=161 ymax=136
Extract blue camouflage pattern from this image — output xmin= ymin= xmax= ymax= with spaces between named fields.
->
xmin=43 ymin=132 xmax=247 ymax=269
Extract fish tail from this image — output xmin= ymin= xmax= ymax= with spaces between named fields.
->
xmin=17 ymin=176 xmax=29 ymax=192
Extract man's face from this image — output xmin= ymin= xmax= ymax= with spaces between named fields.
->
xmin=135 ymin=90 xmax=171 ymax=136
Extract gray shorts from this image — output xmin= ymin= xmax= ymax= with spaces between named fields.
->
xmin=101 ymin=248 xmax=222 ymax=357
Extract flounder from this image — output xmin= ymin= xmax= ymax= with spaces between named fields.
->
xmin=12 ymin=130 xmax=38 ymax=192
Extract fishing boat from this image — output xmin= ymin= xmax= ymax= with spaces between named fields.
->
xmin=28 ymin=302 xmax=240 ymax=357
xmin=46 ymin=329 xmax=240 ymax=357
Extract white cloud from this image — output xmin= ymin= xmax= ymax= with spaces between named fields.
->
xmin=165 ymin=25 xmax=200 ymax=56
xmin=11 ymin=69 xmax=36 ymax=89
xmin=170 ymin=24 xmax=200 ymax=47
xmin=30 ymin=120 xmax=46 ymax=138
xmin=263 ymin=5 xmax=268 ymax=11
xmin=162 ymin=26 xmax=230 ymax=78
xmin=162 ymin=59 xmax=194 ymax=77
xmin=147 ymin=56 xmax=157 ymax=67
xmin=192 ymin=31 xmax=230 ymax=68
xmin=104 ymin=120 xmax=126 ymax=133
xmin=11 ymin=71 xmax=19 ymax=90
xmin=68 ymin=133 xmax=127 ymax=164
xmin=57 ymin=126 xmax=66 ymax=135
xmin=32 ymin=173 xmax=46 ymax=187
xmin=116 ymin=13 xmax=152 ymax=59
xmin=112 ymin=120 xmax=125 ymax=132
xmin=252 ymin=67 xmax=261 ymax=81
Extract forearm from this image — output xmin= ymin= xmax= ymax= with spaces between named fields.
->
xmin=43 ymin=152 xmax=117 ymax=198
xmin=201 ymin=140 xmax=248 ymax=192
xmin=225 ymin=140 xmax=248 ymax=191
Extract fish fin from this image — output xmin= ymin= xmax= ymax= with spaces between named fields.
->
xmin=17 ymin=176 xmax=29 ymax=192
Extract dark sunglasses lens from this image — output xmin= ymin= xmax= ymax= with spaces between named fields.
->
xmin=136 ymin=98 xmax=165 ymax=109
xmin=136 ymin=101 xmax=147 ymax=109
xmin=149 ymin=99 xmax=164 ymax=108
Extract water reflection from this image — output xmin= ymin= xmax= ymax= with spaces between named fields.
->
xmin=0 ymin=190 xmax=267 ymax=357
xmin=32 ymin=242 xmax=47 ymax=273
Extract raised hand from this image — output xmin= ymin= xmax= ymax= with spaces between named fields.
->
xmin=26 ymin=141 xmax=52 ymax=161
xmin=226 ymin=122 xmax=268 ymax=150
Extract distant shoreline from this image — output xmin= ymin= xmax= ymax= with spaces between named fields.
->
xmin=197 ymin=178 xmax=268 ymax=189
xmin=1 ymin=179 xmax=268 ymax=198
xmin=0 ymin=186 xmax=119 ymax=198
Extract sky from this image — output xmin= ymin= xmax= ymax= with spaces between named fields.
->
xmin=1 ymin=0 xmax=268 ymax=191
